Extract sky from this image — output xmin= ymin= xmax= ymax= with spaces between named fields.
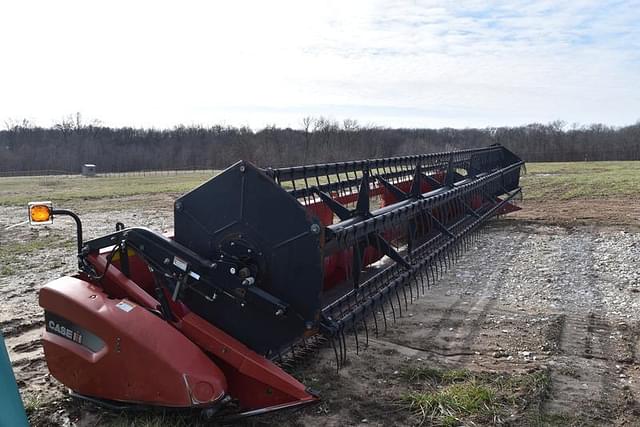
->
xmin=1 ymin=0 xmax=639 ymax=130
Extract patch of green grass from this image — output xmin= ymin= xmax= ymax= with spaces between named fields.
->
xmin=522 ymin=161 xmax=640 ymax=201
xmin=404 ymin=381 xmax=495 ymax=422
xmin=103 ymin=413 xmax=196 ymax=427
xmin=0 ymin=264 xmax=15 ymax=276
xmin=400 ymin=366 xmax=551 ymax=426
xmin=23 ymin=393 xmax=44 ymax=415
xmin=0 ymin=172 xmax=218 ymax=206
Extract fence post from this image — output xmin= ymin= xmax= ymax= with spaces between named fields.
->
xmin=0 ymin=332 xmax=29 ymax=426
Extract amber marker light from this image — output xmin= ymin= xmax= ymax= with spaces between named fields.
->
xmin=28 ymin=201 xmax=53 ymax=225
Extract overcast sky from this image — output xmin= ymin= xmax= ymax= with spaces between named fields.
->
xmin=1 ymin=0 xmax=639 ymax=130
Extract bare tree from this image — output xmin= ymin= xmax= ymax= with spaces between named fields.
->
xmin=301 ymin=116 xmax=314 ymax=163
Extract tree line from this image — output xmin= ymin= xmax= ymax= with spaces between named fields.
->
xmin=1 ymin=116 xmax=639 ymax=174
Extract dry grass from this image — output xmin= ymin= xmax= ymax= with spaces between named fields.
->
xmin=0 ymin=172 xmax=217 ymax=206
xmin=400 ymin=366 xmax=551 ymax=426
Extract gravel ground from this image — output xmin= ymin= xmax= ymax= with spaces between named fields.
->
xmin=464 ymin=222 xmax=640 ymax=319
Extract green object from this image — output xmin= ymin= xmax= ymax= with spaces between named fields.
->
xmin=0 ymin=332 xmax=29 ymax=427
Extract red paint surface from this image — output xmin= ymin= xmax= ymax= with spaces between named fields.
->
xmin=39 ymin=277 xmax=226 ymax=407
xmin=307 ymin=176 xmax=437 ymax=289
xmin=40 ymin=265 xmax=316 ymax=412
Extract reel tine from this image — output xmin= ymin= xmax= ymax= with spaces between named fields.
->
xmin=371 ymin=302 xmax=380 ymax=337
xmin=341 ymin=326 xmax=349 ymax=365
xmin=362 ymin=309 xmax=369 ymax=346
xmin=426 ymin=263 xmax=432 ymax=289
xmin=388 ymin=292 xmax=397 ymax=322
xmin=352 ymin=318 xmax=360 ymax=354
xmin=395 ymin=287 xmax=403 ymax=317
xmin=330 ymin=335 xmax=340 ymax=372
xmin=337 ymin=328 xmax=344 ymax=369
xmin=409 ymin=271 xmax=417 ymax=299
xmin=428 ymin=263 xmax=435 ymax=288
xmin=380 ymin=298 xmax=389 ymax=331
xmin=401 ymin=282 xmax=409 ymax=310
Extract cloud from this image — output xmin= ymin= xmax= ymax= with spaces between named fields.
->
xmin=0 ymin=0 xmax=638 ymax=129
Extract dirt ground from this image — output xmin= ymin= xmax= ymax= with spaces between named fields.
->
xmin=1 ymin=195 xmax=639 ymax=426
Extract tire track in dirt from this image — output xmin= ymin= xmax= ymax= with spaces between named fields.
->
xmin=544 ymin=313 xmax=623 ymax=422
xmin=5 ymin=326 xmax=46 ymax=384
xmin=540 ymin=231 xmax=625 ymax=423
xmin=12 ymin=338 xmax=42 ymax=354
xmin=0 ymin=317 xmax=44 ymax=338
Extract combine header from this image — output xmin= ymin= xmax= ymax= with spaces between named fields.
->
xmin=31 ymin=144 xmax=524 ymax=417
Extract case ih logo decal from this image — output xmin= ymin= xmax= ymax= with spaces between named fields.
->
xmin=45 ymin=311 xmax=105 ymax=352
xmin=48 ymin=320 xmax=83 ymax=344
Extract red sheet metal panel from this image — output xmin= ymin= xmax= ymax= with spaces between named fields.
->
xmin=39 ymin=276 xmax=227 ymax=407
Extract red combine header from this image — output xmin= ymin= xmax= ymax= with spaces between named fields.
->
xmin=30 ymin=145 xmax=524 ymax=417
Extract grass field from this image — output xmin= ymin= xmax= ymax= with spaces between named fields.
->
xmin=1 ymin=161 xmax=638 ymax=207
xmin=0 ymin=172 xmax=216 ymax=206
xmin=521 ymin=161 xmax=640 ymax=200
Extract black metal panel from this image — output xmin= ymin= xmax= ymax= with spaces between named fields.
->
xmin=173 ymin=161 xmax=324 ymax=355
